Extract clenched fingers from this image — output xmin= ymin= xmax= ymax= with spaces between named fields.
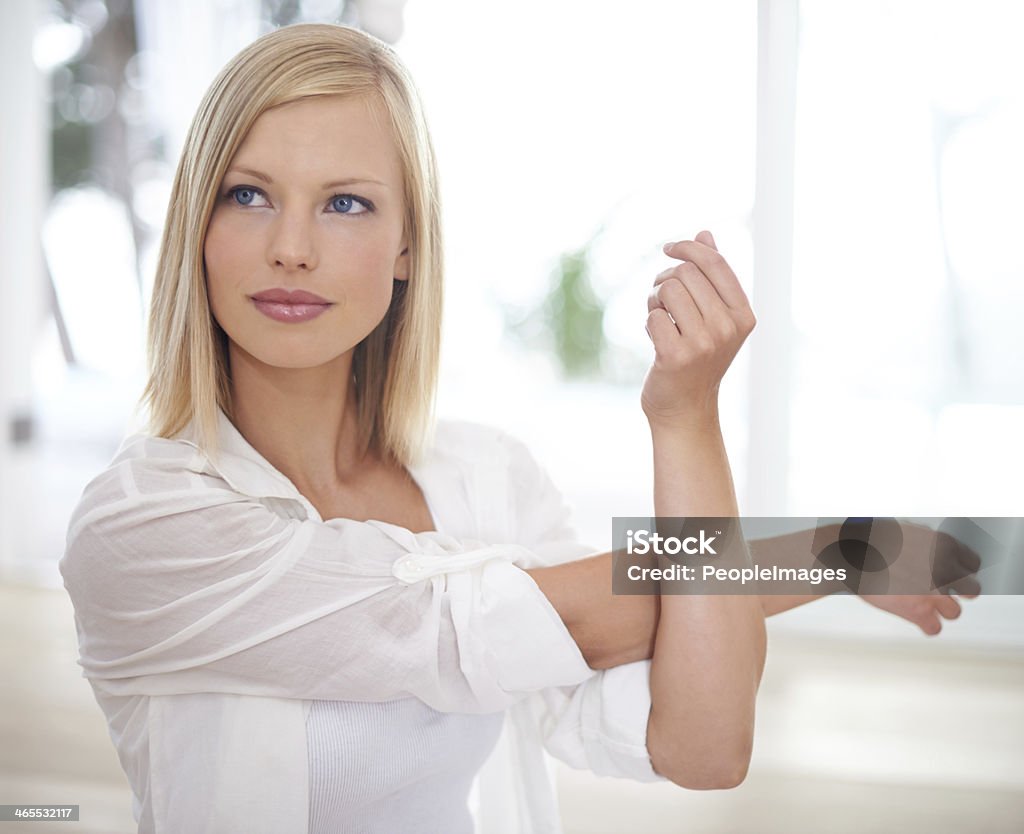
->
xmin=647 ymin=279 xmax=702 ymax=340
xmin=663 ymin=238 xmax=754 ymax=317
xmin=650 ymin=262 xmax=745 ymax=342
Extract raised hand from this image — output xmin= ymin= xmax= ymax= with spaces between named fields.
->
xmin=642 ymin=231 xmax=757 ymax=427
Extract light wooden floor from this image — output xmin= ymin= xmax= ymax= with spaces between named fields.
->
xmin=2 ymin=580 xmax=1022 ymax=833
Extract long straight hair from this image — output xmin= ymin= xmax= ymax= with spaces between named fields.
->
xmin=139 ymin=23 xmax=443 ymax=466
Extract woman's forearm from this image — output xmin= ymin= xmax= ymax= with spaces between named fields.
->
xmin=748 ymin=524 xmax=843 ymax=616
xmin=529 ymin=526 xmax=841 ymax=670
xmin=644 ymin=417 xmax=767 ymax=789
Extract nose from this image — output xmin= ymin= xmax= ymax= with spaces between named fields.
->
xmin=266 ymin=210 xmax=318 ymax=272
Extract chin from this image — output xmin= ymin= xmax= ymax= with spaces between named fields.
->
xmin=228 ymin=335 xmax=355 ymax=372
xmin=259 ymin=354 xmax=338 ymax=370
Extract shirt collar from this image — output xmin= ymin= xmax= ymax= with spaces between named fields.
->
xmin=177 ymin=407 xmax=311 ymax=505
xmin=175 ymin=408 xmax=447 ymax=527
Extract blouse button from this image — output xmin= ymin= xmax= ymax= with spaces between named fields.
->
xmin=393 ymin=556 xmax=428 ymax=583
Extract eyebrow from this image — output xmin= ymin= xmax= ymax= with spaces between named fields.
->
xmin=225 ymin=166 xmax=389 ymax=189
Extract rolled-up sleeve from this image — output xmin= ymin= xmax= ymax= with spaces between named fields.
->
xmin=59 ymin=448 xmax=594 ymax=713
xmin=499 ymin=431 xmax=667 ymax=782
xmin=519 ymin=661 xmax=663 ymax=781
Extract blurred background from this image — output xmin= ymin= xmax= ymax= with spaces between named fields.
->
xmin=0 ymin=0 xmax=1021 ymax=832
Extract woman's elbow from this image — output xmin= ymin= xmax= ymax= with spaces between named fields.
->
xmin=649 ymin=735 xmax=754 ymax=790
xmin=652 ymin=754 xmax=751 ymax=790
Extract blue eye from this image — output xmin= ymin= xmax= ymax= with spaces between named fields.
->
xmin=329 ymin=194 xmax=371 ymax=215
xmin=222 ymin=185 xmax=371 ymax=214
xmin=227 ymin=186 xmax=266 ymax=207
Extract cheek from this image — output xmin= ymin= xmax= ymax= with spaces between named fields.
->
xmin=329 ymin=234 xmax=399 ymax=303
xmin=201 ymin=230 xmax=239 ymax=338
xmin=203 ymin=219 xmax=244 ymax=328
xmin=203 ymin=218 xmax=241 ymax=289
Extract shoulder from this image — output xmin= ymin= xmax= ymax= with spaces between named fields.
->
xmin=79 ymin=430 xmax=194 ymax=490
xmin=429 ymin=417 xmax=537 ymax=470
xmin=427 ymin=419 xmax=556 ymax=500
xmin=427 ymin=417 xmax=569 ymax=521
xmin=66 ymin=431 xmax=226 ymax=537
xmin=84 ymin=431 xmax=206 ymax=497
xmin=426 ymin=419 xmax=586 ymax=556
xmin=61 ymin=431 xmax=228 ymax=587
xmin=60 ymin=428 xmax=294 ymax=593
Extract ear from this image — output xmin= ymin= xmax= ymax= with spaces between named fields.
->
xmin=393 ymin=241 xmax=410 ymax=282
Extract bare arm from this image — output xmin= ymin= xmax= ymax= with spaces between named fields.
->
xmin=749 ymin=525 xmax=839 ymax=616
xmin=532 ymin=231 xmax=762 ymax=789
xmin=526 ymin=526 xmax=836 ymax=674
xmin=527 ymin=552 xmax=659 ymax=669
xmin=638 ymin=231 xmax=765 ymax=789
xmin=642 ymin=424 xmax=765 ymax=788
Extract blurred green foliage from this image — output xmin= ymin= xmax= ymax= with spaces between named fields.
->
xmin=504 ymin=225 xmax=609 ymax=380
xmin=544 ymin=242 xmax=607 ymax=378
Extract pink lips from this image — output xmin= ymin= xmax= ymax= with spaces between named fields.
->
xmin=249 ymin=288 xmax=334 ymax=323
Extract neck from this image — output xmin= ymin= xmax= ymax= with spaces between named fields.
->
xmin=227 ymin=344 xmax=371 ymax=496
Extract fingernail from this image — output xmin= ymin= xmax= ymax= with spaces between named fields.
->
xmin=663 ymin=241 xmax=675 ymax=253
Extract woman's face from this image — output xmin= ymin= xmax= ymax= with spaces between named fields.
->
xmin=204 ymin=93 xmax=408 ymax=370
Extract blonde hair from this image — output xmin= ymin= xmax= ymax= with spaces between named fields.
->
xmin=138 ymin=23 xmax=443 ymax=466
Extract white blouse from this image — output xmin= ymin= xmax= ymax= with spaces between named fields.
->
xmin=60 ymin=408 xmax=665 ymax=834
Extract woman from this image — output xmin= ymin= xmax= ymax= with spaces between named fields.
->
xmin=59 ymin=22 xmax=968 ymax=834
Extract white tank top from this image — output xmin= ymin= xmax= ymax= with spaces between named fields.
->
xmin=306 ymin=698 xmax=505 ymax=833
